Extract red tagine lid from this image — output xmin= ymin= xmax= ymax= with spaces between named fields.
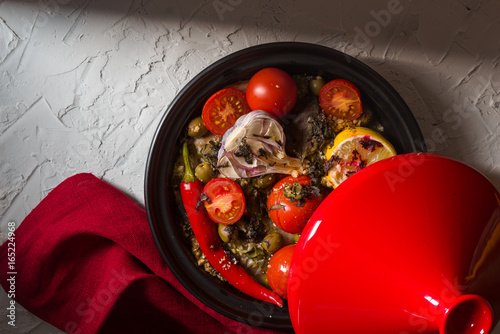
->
xmin=289 ymin=153 xmax=498 ymax=334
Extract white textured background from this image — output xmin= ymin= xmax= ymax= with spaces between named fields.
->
xmin=1 ymin=0 xmax=499 ymax=333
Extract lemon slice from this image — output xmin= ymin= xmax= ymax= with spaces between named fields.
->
xmin=325 ymin=127 xmax=396 ymax=188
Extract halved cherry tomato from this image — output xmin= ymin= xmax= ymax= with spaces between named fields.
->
xmin=202 ymin=88 xmax=251 ymax=135
xmin=202 ymin=178 xmax=245 ymax=225
xmin=246 ymin=68 xmax=297 ymax=118
xmin=267 ymin=244 xmax=295 ymax=299
xmin=267 ymin=176 xmax=324 ymax=234
xmin=319 ymin=79 xmax=363 ymax=120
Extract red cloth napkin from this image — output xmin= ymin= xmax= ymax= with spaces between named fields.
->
xmin=0 ymin=173 xmax=290 ymax=334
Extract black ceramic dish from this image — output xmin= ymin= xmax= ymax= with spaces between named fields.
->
xmin=145 ymin=42 xmax=427 ymax=330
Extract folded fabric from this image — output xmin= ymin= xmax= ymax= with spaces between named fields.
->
xmin=0 ymin=173 xmax=290 ymax=333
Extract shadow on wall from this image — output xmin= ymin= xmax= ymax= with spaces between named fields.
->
xmin=2 ymin=2 xmax=499 ymax=147
xmin=2 ymin=0 xmax=499 ymax=183
xmin=3 ymin=0 xmax=498 ymax=175
xmin=2 ymin=0 xmax=498 ymax=61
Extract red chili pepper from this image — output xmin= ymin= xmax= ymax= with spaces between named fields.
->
xmin=180 ymin=142 xmax=283 ymax=308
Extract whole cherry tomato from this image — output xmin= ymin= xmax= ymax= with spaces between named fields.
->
xmin=267 ymin=244 xmax=295 ymax=299
xmin=202 ymin=178 xmax=245 ymax=225
xmin=246 ymin=68 xmax=297 ymax=118
xmin=267 ymin=175 xmax=324 ymax=234
xmin=202 ymin=88 xmax=251 ymax=135
xmin=319 ymin=79 xmax=363 ymax=120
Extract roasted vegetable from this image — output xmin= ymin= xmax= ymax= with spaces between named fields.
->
xmin=217 ymin=110 xmax=303 ymax=179
xmin=179 ymin=142 xmax=283 ymax=307
xmin=285 ymin=99 xmax=335 ymax=162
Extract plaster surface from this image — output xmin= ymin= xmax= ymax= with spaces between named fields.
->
xmin=1 ymin=0 xmax=499 ymax=333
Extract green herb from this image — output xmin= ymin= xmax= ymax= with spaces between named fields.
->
xmin=283 ymin=182 xmax=304 ymax=200
xmin=200 ymin=140 xmax=222 ymax=170
xmin=324 ymin=154 xmax=342 ymax=174
xmin=234 ymin=139 xmax=254 ymax=164
xmin=283 ymin=181 xmax=322 ymax=207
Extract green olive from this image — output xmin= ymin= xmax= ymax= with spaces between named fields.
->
xmin=262 ymin=232 xmax=283 ymax=254
xmin=187 ymin=116 xmax=208 ymax=138
xmin=253 ymin=174 xmax=277 ymax=189
xmin=195 ymin=162 xmax=214 ymax=183
xmin=310 ymin=76 xmax=325 ymax=96
xmin=218 ymin=224 xmax=237 ymax=243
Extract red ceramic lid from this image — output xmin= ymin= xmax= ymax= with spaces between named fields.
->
xmin=288 ymin=153 xmax=498 ymax=334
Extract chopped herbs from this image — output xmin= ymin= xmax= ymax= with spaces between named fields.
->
xmin=324 ymin=154 xmax=341 ymax=173
xmin=360 ymin=136 xmax=383 ymax=152
xmin=238 ymin=216 xmax=265 ymax=242
xmin=283 ymin=181 xmax=322 ymax=207
xmin=352 ymin=149 xmax=361 ymax=162
xmin=305 ymin=152 xmax=325 ymax=178
xmin=200 ymin=140 xmax=222 ymax=170
xmin=234 ymin=139 xmax=254 ymax=164
xmin=307 ymin=111 xmax=335 ymax=152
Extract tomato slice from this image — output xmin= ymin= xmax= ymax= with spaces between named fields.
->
xmin=202 ymin=178 xmax=245 ymax=225
xmin=202 ymin=88 xmax=251 ymax=135
xmin=319 ymin=79 xmax=363 ymax=120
